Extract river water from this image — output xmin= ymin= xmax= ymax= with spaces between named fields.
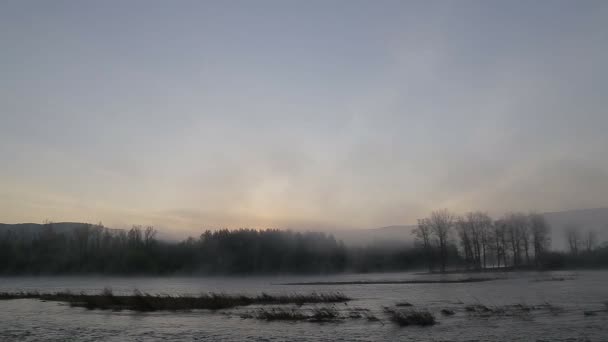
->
xmin=1 ymin=270 xmax=607 ymax=341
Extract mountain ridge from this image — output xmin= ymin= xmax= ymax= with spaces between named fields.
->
xmin=2 ymin=208 xmax=607 ymax=249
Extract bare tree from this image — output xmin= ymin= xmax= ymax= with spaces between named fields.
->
xmin=565 ymin=225 xmax=582 ymax=255
xmin=529 ymin=213 xmax=551 ymax=266
xmin=475 ymin=212 xmax=492 ymax=269
xmin=457 ymin=212 xmax=492 ymax=270
xmin=503 ymin=213 xmax=529 ymax=267
xmin=504 ymin=214 xmax=518 ymax=266
xmin=456 ymin=216 xmax=474 ymax=270
xmin=584 ymin=230 xmax=597 ymax=253
xmin=492 ymin=219 xmax=508 ymax=268
xmin=128 ymin=225 xmax=143 ymax=246
xmin=144 ymin=226 xmax=157 ymax=247
xmin=413 ymin=218 xmax=434 ymax=272
xmin=427 ymin=209 xmax=455 ymax=273
xmin=520 ymin=219 xmax=531 ymax=265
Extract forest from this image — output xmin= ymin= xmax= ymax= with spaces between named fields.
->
xmin=0 ymin=223 xmax=434 ymax=274
xmin=0 ymin=211 xmax=606 ymax=275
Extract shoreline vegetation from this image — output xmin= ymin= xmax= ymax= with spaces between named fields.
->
xmin=1 ymin=210 xmax=607 ymax=276
xmin=0 ymin=290 xmax=350 ymax=311
xmin=3 ymin=289 xmax=605 ymax=326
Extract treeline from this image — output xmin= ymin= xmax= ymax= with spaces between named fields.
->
xmin=1 ymin=214 xmax=606 ymax=275
xmin=0 ymin=223 xmax=172 ymax=274
xmin=0 ymin=223 xmax=439 ymax=275
xmin=413 ymin=209 xmax=608 ymax=272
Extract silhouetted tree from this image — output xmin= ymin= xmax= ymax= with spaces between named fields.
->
xmin=423 ymin=209 xmax=455 ymax=273
xmin=530 ymin=213 xmax=551 ymax=265
xmin=565 ymin=225 xmax=582 ymax=255
xmin=413 ymin=218 xmax=434 ymax=272
xmin=584 ymin=230 xmax=597 ymax=253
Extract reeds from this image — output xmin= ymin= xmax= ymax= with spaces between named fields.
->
xmin=248 ymin=307 xmax=309 ymax=321
xmin=440 ymin=309 xmax=455 ymax=315
xmin=384 ymin=307 xmax=436 ymax=326
xmin=464 ymin=302 xmax=564 ymax=317
xmin=309 ymin=306 xmax=341 ymax=321
xmin=395 ymin=301 xmax=413 ymax=307
xmin=346 ymin=307 xmax=379 ymax=321
xmin=243 ymin=306 xmax=343 ymax=322
xmin=0 ymin=290 xmax=350 ymax=311
xmin=240 ymin=305 xmax=379 ymax=322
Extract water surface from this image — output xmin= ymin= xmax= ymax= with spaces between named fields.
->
xmin=1 ymin=271 xmax=606 ymax=341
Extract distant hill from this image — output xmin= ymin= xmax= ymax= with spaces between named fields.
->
xmin=0 ymin=222 xmax=121 ymax=238
xmin=2 ymin=208 xmax=607 ymax=250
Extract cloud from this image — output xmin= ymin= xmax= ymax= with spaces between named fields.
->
xmin=1 ymin=1 xmax=607 ymax=234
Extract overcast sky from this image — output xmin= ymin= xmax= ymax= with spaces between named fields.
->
xmin=1 ymin=0 xmax=607 ymax=237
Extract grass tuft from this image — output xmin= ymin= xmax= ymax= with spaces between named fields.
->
xmin=441 ymin=309 xmax=455 ymax=316
xmin=384 ymin=307 xmax=436 ymax=326
xmin=395 ymin=301 xmax=413 ymax=307
xmin=251 ymin=307 xmax=309 ymax=321
xmin=309 ymin=306 xmax=340 ymax=321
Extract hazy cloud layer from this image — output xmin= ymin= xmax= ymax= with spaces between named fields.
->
xmin=1 ymin=1 xmax=607 ymax=237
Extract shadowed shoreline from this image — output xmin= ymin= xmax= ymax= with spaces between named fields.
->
xmin=279 ymin=277 xmax=502 ymax=285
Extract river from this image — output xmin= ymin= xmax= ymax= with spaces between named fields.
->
xmin=1 ymin=270 xmax=606 ymax=341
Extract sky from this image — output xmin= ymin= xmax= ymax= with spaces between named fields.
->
xmin=1 ymin=0 xmax=608 ymax=238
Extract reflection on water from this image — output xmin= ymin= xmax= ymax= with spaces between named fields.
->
xmin=1 ymin=270 xmax=607 ymax=341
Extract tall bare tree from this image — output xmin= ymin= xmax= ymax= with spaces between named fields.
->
xmin=529 ymin=213 xmax=551 ymax=266
xmin=503 ymin=213 xmax=530 ymax=267
xmin=144 ymin=226 xmax=157 ymax=247
xmin=427 ymin=209 xmax=455 ymax=273
xmin=413 ymin=218 xmax=434 ymax=272
xmin=456 ymin=216 xmax=474 ymax=270
xmin=520 ymin=219 xmax=531 ymax=265
xmin=584 ymin=230 xmax=597 ymax=252
xmin=565 ymin=225 xmax=582 ymax=255
xmin=458 ymin=212 xmax=492 ymax=270
xmin=492 ymin=219 xmax=508 ymax=268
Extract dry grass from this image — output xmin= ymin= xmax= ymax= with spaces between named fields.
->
xmin=0 ymin=290 xmax=350 ymax=311
xmin=247 ymin=307 xmax=309 ymax=321
xmin=240 ymin=306 xmax=380 ymax=323
xmin=395 ymin=301 xmax=413 ymax=307
xmin=384 ymin=307 xmax=436 ymax=326
xmin=464 ymin=302 xmax=564 ymax=317
xmin=346 ymin=308 xmax=380 ymax=321
xmin=441 ymin=308 xmax=455 ymax=316
xmin=309 ymin=306 xmax=341 ymax=322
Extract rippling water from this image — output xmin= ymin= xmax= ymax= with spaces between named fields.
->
xmin=1 ymin=270 xmax=607 ymax=341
